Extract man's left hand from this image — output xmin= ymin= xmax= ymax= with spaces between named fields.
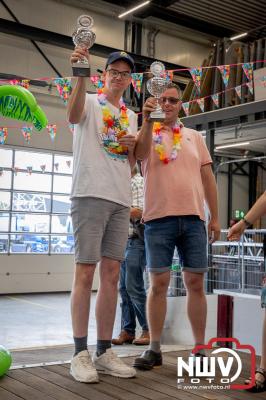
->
xmin=118 ymin=134 xmax=136 ymax=153
xmin=208 ymin=219 xmax=221 ymax=243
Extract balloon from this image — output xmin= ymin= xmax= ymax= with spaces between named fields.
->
xmin=0 ymin=345 xmax=12 ymax=377
xmin=0 ymin=85 xmax=48 ymax=131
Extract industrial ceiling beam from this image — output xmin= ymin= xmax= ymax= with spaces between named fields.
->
xmin=0 ymin=18 xmax=190 ymax=77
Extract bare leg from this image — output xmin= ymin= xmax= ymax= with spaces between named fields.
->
xmin=183 ymin=271 xmax=207 ymax=345
xmin=71 ymin=263 xmax=96 ymax=337
xmin=96 ymin=256 xmax=121 ymax=340
xmin=147 ymin=271 xmax=170 ymax=342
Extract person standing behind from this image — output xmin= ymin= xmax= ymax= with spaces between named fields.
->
xmin=112 ymin=167 xmax=150 ymax=346
xmin=228 ymin=191 xmax=266 ymax=393
xmin=68 ymin=48 xmax=138 ymax=383
xmin=133 ymin=82 xmax=220 ymax=370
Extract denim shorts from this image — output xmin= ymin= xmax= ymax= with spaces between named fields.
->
xmin=144 ymin=215 xmax=208 ymax=274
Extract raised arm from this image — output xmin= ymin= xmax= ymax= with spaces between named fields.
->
xmin=67 ymin=47 xmax=89 ymax=124
xmin=134 ymin=97 xmax=156 ymax=160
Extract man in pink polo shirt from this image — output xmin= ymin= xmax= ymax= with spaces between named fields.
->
xmin=133 ymin=82 xmax=220 ymax=370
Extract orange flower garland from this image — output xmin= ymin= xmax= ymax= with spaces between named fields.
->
xmin=153 ymin=122 xmax=182 ymax=164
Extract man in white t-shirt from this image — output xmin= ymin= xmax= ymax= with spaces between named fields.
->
xmin=67 ymin=48 xmax=138 ymax=383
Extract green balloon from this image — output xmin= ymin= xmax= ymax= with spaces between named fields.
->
xmin=0 ymin=85 xmax=48 ymax=131
xmin=0 ymin=345 xmax=12 ymax=377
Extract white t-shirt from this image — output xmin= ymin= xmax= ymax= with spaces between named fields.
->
xmin=71 ymin=93 xmax=138 ymax=207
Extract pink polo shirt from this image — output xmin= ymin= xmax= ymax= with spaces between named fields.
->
xmin=141 ymin=125 xmax=212 ymax=222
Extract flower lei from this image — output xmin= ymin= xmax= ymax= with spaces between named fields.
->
xmin=97 ymin=87 xmax=129 ymax=160
xmin=153 ymin=121 xmax=182 ymax=164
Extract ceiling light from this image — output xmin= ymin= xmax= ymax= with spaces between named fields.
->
xmin=230 ymin=32 xmax=248 ymax=41
xmin=118 ymin=1 xmax=151 ymax=18
xmin=215 ymin=142 xmax=250 ymax=150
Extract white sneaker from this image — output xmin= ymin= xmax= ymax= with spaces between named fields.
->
xmin=92 ymin=348 xmax=136 ymax=378
xmin=70 ymin=350 xmax=99 ymax=383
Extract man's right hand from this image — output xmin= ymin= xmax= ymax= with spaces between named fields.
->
xmin=142 ymin=97 xmax=157 ymax=122
xmin=70 ymin=46 xmax=90 ymax=65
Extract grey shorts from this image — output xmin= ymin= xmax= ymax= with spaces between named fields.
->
xmin=71 ymin=197 xmax=130 ymax=264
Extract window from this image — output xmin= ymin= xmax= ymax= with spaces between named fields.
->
xmin=0 ymin=147 xmax=73 ymax=254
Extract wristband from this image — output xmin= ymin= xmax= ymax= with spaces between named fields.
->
xmin=242 ymin=217 xmax=252 ymax=227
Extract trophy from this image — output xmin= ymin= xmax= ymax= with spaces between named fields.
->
xmin=146 ymin=61 xmax=168 ymax=121
xmin=72 ymin=15 xmax=96 ymax=77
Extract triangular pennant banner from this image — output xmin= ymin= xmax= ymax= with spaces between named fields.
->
xmin=0 ymin=127 xmax=8 ymax=145
xmin=246 ymin=81 xmax=254 ymax=94
xmin=211 ymin=93 xmax=219 ymax=108
xmin=131 ymin=73 xmax=143 ymax=99
xmin=54 ymin=78 xmax=72 ymax=104
xmin=189 ymin=68 xmax=202 ymax=93
xmin=21 ymin=126 xmax=33 ymax=143
xmin=47 ymin=124 xmax=57 ymax=141
xmin=27 ymin=166 xmax=33 ymax=175
xmin=40 ymin=164 xmax=46 ymax=173
xmin=0 ymin=167 xmax=3 ymax=177
xmin=66 ymin=160 xmax=71 ymax=168
xmin=235 ymin=85 xmax=242 ymax=99
xmin=182 ymin=102 xmax=190 ymax=116
xmin=197 ymin=98 xmax=205 ymax=112
xmin=164 ymin=70 xmax=174 ymax=81
xmin=242 ymin=63 xmax=254 ymax=81
xmin=217 ymin=65 xmax=230 ymax=87
xmin=54 ymin=162 xmax=59 ymax=171
xmin=90 ymin=75 xmax=104 ymax=89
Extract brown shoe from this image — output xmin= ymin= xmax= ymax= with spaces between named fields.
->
xmin=111 ymin=330 xmax=135 ymax=345
xmin=132 ymin=331 xmax=150 ymax=345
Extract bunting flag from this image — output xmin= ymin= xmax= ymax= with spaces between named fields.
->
xmin=164 ymin=70 xmax=174 ymax=81
xmin=47 ymin=124 xmax=57 ymax=141
xmin=66 ymin=160 xmax=71 ymax=168
xmin=246 ymin=81 xmax=254 ymax=94
xmin=26 ymin=166 xmax=33 ymax=175
xmin=182 ymin=102 xmax=190 ymax=116
xmin=211 ymin=93 xmax=219 ymax=108
xmin=54 ymin=162 xmax=59 ymax=171
xmin=242 ymin=63 xmax=254 ymax=81
xmin=189 ymin=68 xmax=202 ymax=93
xmin=217 ymin=65 xmax=230 ymax=87
xmin=235 ymin=85 xmax=242 ymax=99
xmin=40 ymin=164 xmax=46 ymax=173
xmin=131 ymin=73 xmax=143 ymax=99
xmin=21 ymin=126 xmax=33 ymax=143
xmin=197 ymin=98 xmax=205 ymax=112
xmin=0 ymin=167 xmax=3 ymax=177
xmin=0 ymin=127 xmax=8 ymax=145
xmin=54 ymin=78 xmax=72 ymax=104
xmin=90 ymin=75 xmax=104 ymax=89
xmin=12 ymin=167 xmax=19 ymax=175
xmin=10 ymin=79 xmax=30 ymax=89
xmin=69 ymin=123 xmax=74 ymax=134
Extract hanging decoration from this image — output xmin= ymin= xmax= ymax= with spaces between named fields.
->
xmin=189 ymin=68 xmax=202 ymax=93
xmin=21 ymin=126 xmax=33 ymax=143
xmin=196 ymin=98 xmax=205 ymax=112
xmin=246 ymin=81 xmax=254 ymax=94
xmin=164 ymin=70 xmax=174 ymax=81
xmin=47 ymin=124 xmax=57 ymax=141
xmin=54 ymin=78 xmax=72 ymax=105
xmin=235 ymin=85 xmax=242 ymax=99
xmin=26 ymin=166 xmax=33 ymax=175
xmin=0 ymin=167 xmax=3 ymax=177
xmin=217 ymin=65 xmax=230 ymax=87
xmin=152 ymin=121 xmax=182 ymax=164
xmin=0 ymin=127 xmax=8 ymax=145
xmin=0 ymin=85 xmax=48 ymax=131
xmin=211 ymin=93 xmax=219 ymax=107
xmin=66 ymin=160 xmax=71 ymax=168
xmin=40 ymin=164 xmax=46 ymax=173
xmin=242 ymin=63 xmax=254 ymax=81
xmin=54 ymin=162 xmax=59 ymax=171
xmin=182 ymin=102 xmax=190 ymax=116
xmin=12 ymin=167 xmax=19 ymax=175
xmin=131 ymin=73 xmax=143 ymax=99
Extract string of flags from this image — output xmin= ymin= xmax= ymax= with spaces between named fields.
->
xmin=0 ymin=159 xmax=72 ymax=177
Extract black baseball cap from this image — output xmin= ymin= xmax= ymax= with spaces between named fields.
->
xmin=105 ymin=51 xmax=135 ymax=71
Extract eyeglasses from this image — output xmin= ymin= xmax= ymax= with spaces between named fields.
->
xmin=107 ymin=69 xmax=131 ymax=80
xmin=158 ymin=97 xmax=180 ymax=105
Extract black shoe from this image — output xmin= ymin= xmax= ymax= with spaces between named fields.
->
xmin=133 ymin=350 xmax=162 ymax=370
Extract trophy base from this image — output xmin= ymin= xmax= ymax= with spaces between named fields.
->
xmin=72 ymin=63 xmax=91 ymax=77
xmin=149 ymin=110 xmax=166 ymax=122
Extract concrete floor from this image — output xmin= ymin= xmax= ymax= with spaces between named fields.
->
xmin=0 ymin=292 xmax=125 ymax=350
